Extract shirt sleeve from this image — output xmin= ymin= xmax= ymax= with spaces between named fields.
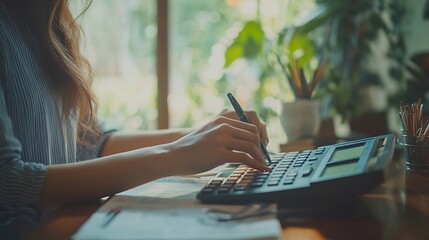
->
xmin=76 ymin=120 xmax=116 ymax=161
xmin=0 ymin=84 xmax=48 ymax=225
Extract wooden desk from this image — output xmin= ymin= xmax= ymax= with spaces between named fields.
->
xmin=26 ymin=151 xmax=429 ymax=240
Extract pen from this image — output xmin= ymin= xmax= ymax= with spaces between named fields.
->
xmin=101 ymin=207 xmax=121 ymax=228
xmin=227 ymin=93 xmax=272 ymax=164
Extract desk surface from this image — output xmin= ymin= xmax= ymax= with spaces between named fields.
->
xmin=26 ymin=151 xmax=429 ymax=240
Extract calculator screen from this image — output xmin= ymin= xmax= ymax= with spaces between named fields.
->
xmin=321 ymin=144 xmax=366 ymax=178
xmin=329 ymin=144 xmax=365 ymax=163
xmin=321 ymin=161 xmax=358 ymax=177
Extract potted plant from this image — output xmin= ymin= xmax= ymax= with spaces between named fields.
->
xmin=293 ymin=0 xmax=409 ymax=136
xmin=270 ymin=27 xmax=327 ymax=141
xmin=222 ymin=19 xmax=329 ymax=141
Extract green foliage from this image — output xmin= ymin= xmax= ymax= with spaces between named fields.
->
xmin=384 ymin=0 xmax=429 ymax=113
xmin=224 ymin=21 xmax=265 ymax=67
xmin=275 ymin=27 xmax=315 ymax=66
xmin=221 ymin=20 xmax=277 ymax=121
xmin=294 ymin=0 xmax=409 ymax=121
xmin=222 ymin=21 xmax=321 ymax=119
xmin=216 ymin=0 xmax=420 ymax=124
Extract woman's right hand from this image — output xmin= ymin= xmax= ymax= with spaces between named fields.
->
xmin=169 ymin=114 xmax=271 ymax=175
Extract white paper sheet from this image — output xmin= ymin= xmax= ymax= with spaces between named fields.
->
xmin=72 ymin=196 xmax=281 ymax=240
xmin=72 ymin=164 xmax=281 ymax=240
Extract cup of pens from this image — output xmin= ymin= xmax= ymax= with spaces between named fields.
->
xmin=398 ymin=99 xmax=429 ymax=172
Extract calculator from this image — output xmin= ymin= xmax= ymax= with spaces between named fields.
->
xmin=197 ymin=134 xmax=396 ymax=205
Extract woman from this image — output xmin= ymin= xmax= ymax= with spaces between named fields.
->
xmin=0 ymin=0 xmax=270 ymax=238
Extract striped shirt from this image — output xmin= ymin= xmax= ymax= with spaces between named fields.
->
xmin=0 ymin=2 xmax=111 ymax=239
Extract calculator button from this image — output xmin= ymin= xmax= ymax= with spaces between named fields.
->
xmin=242 ymin=176 xmax=255 ymax=180
xmin=283 ymin=179 xmax=294 ymax=184
xmin=209 ymin=180 xmax=223 ymax=185
xmin=301 ymin=167 xmax=313 ymax=177
xmin=256 ymin=175 xmax=269 ymax=179
xmin=234 ymin=186 xmax=247 ymax=191
xmin=201 ymin=188 xmax=216 ymax=194
xmin=284 ymin=176 xmax=295 ymax=181
xmin=254 ymin=179 xmax=267 ymax=184
xmin=229 ymin=174 xmax=242 ymax=178
xmin=269 ymin=177 xmax=282 ymax=181
xmin=218 ymin=187 xmax=231 ymax=193
xmin=267 ymin=181 xmax=280 ymax=186
xmin=238 ymin=180 xmax=252 ymax=185
xmin=222 ymin=183 xmax=234 ymax=188
xmin=276 ymin=167 xmax=288 ymax=172
xmin=307 ymin=157 xmax=318 ymax=161
xmin=225 ymin=179 xmax=236 ymax=184
xmin=251 ymin=182 xmax=264 ymax=188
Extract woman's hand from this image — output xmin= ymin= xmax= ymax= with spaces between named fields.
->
xmin=170 ymin=109 xmax=271 ymax=174
xmin=216 ymin=109 xmax=269 ymax=146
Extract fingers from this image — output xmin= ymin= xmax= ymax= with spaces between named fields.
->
xmin=209 ymin=112 xmax=270 ymax=171
xmin=217 ymin=109 xmax=269 ymax=146
xmin=213 ymin=123 xmax=269 ymax=169
xmin=221 ymin=149 xmax=270 ymax=171
xmin=224 ymin=137 xmax=265 ymax=164
xmin=245 ymin=111 xmax=269 ymax=146
xmin=214 ymin=116 xmax=260 ymax=135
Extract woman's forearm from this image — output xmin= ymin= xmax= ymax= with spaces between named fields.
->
xmin=39 ymin=142 xmax=185 ymax=209
xmin=101 ymin=128 xmax=193 ymax=156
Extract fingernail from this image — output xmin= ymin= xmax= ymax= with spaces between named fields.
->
xmin=261 ymin=163 xmax=270 ymax=171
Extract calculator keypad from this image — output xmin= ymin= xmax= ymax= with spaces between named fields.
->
xmin=199 ymin=147 xmax=326 ymax=195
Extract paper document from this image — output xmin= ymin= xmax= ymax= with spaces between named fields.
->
xmin=72 ymin=196 xmax=281 ymax=240
xmin=117 ymin=163 xmax=238 ymax=200
xmin=72 ymin=164 xmax=281 ymax=240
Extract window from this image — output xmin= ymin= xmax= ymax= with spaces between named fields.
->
xmin=79 ymin=0 xmax=158 ymax=130
xmin=76 ymin=0 xmax=315 ymax=149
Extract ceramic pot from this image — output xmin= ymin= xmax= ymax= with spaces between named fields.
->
xmin=281 ymin=99 xmax=321 ymax=142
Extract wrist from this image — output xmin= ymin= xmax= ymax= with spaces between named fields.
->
xmin=161 ymin=141 xmax=193 ymax=176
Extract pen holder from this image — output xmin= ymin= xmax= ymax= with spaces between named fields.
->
xmin=399 ymin=135 xmax=429 ymax=172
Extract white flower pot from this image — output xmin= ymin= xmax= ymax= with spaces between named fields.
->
xmin=281 ymin=99 xmax=321 ymax=142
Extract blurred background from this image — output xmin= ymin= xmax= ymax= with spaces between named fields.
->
xmin=72 ymin=0 xmax=429 ymax=151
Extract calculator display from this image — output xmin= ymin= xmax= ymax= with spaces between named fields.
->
xmin=321 ymin=144 xmax=366 ymax=177
xmin=321 ymin=160 xmax=358 ymax=177
xmin=329 ymin=144 xmax=365 ymax=163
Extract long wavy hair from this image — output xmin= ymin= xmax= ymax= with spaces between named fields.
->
xmin=47 ymin=0 xmax=98 ymax=144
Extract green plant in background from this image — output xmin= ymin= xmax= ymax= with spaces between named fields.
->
xmin=221 ymin=20 xmax=321 ymax=120
xmin=294 ymin=0 xmax=409 ymax=122
xmin=272 ymin=27 xmax=325 ymax=100
xmin=222 ymin=0 xmax=421 ymax=127
xmin=224 ymin=21 xmax=265 ymax=68
xmin=390 ymin=0 xmax=429 ymax=113
xmin=223 ymin=20 xmax=277 ymax=121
